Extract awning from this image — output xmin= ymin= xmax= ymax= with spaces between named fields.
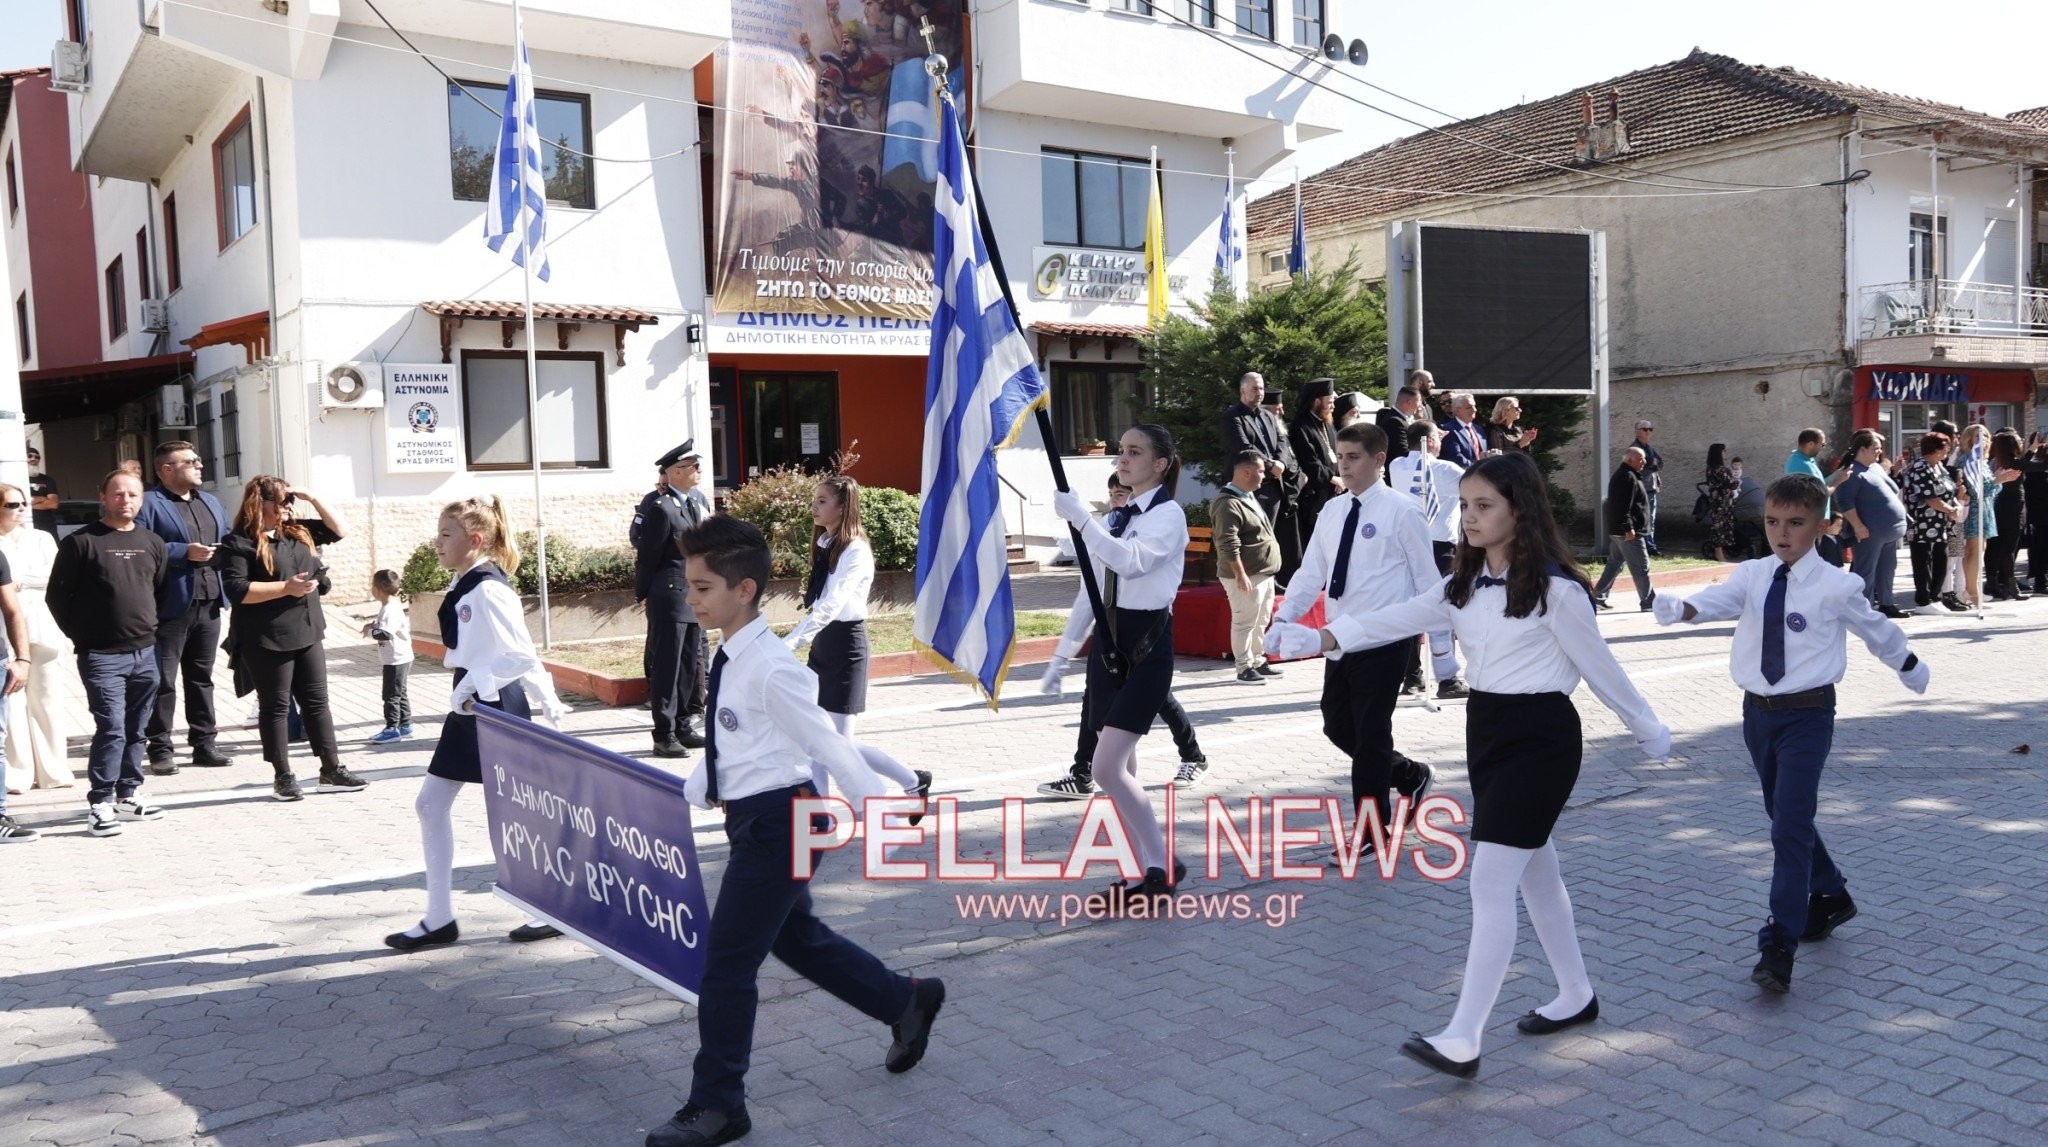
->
xmin=182 ymin=311 xmax=272 ymax=364
xmin=420 ymin=301 xmax=661 ymax=367
xmin=19 ymin=352 xmax=194 ymax=423
xmin=1028 ymin=320 xmax=1150 ymax=363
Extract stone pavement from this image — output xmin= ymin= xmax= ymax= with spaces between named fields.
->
xmin=5 ymin=587 xmax=2047 ymax=1146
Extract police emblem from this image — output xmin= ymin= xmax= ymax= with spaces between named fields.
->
xmin=1786 ymin=613 xmax=1807 ymax=632
xmin=407 ymin=401 xmax=439 ymax=433
xmin=459 ymin=604 xmax=472 ymax=623
xmin=1361 ymin=522 xmax=1378 ymax=539
xmin=718 ymin=708 xmax=739 ymax=732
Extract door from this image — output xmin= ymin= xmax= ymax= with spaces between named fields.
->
xmin=744 ymin=371 xmax=840 ymax=477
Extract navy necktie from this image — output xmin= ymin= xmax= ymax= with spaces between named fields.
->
xmin=703 ymin=647 xmax=730 ymax=802
xmin=1474 ymin=573 xmax=1507 ymax=588
xmin=1329 ymin=496 xmax=1362 ymax=598
xmin=1762 ymin=564 xmax=1790 ymax=685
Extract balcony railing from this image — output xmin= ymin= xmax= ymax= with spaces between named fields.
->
xmin=1858 ymin=279 xmax=2048 ymax=341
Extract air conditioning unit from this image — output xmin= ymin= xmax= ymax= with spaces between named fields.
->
xmin=141 ymin=298 xmax=170 ymax=333
xmin=158 ymin=383 xmax=193 ymax=428
xmin=319 ymin=361 xmax=385 ymax=409
xmin=50 ymin=41 xmax=88 ymax=93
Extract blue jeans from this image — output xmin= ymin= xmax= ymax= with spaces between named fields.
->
xmin=1742 ymin=699 xmax=1846 ymax=952
xmin=1644 ymin=489 xmax=1659 ymax=551
xmin=1850 ymin=534 xmax=1902 ymax=609
xmin=688 ymin=785 xmax=913 ymax=1111
xmin=80 ymin=649 xmax=160 ymax=806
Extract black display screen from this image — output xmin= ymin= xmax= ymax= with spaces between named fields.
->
xmin=1418 ymin=227 xmax=1592 ymax=394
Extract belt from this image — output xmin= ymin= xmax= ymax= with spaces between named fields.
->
xmin=1745 ymin=685 xmax=1835 ymax=712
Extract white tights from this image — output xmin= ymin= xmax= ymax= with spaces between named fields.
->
xmin=1090 ymin=726 xmax=1167 ymax=874
xmin=1423 ymin=840 xmax=1594 ymax=1062
xmin=808 ymin=712 xmax=921 ymax=798
xmin=403 ymin=774 xmax=545 ymax=938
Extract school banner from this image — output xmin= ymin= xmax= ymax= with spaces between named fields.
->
xmin=475 ymin=707 xmax=710 ymax=1003
xmin=711 ymin=0 xmax=964 ymax=322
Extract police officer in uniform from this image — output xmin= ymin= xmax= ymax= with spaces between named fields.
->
xmin=633 ymin=441 xmax=713 ymax=758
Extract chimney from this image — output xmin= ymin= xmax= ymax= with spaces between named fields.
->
xmin=1578 ymin=89 xmax=1630 ymax=163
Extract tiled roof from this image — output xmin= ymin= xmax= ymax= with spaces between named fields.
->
xmin=1248 ymin=50 xmax=2048 ymax=239
xmin=0 ymin=66 xmax=51 ymax=130
xmin=419 ymin=300 xmax=661 ymax=325
xmin=1030 ymin=320 xmax=1151 ymax=340
xmin=2012 ymin=106 xmax=2048 ymax=129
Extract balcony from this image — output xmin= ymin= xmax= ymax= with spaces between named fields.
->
xmin=976 ymin=0 xmax=1349 ymax=170
xmin=1855 ymin=279 xmax=2048 ymax=369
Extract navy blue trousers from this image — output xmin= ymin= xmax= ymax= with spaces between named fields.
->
xmin=1742 ymin=699 xmax=1847 ymax=951
xmin=688 ymin=785 xmax=913 ymax=1111
xmin=80 ymin=649 xmax=160 ymax=805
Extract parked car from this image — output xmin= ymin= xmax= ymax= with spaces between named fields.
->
xmin=52 ymin=499 xmax=103 ymax=538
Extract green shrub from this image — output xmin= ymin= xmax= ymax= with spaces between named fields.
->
xmin=723 ymin=465 xmax=819 ymax=578
xmin=400 ymin=534 xmax=635 ymax=599
xmin=400 ymin=542 xmax=452 ymax=597
xmin=861 ymin=486 xmax=920 ymax=571
xmin=1180 ymin=498 xmax=1213 ymax=530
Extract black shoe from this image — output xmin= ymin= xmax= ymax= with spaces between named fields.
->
xmin=1402 ymin=675 xmax=1427 ymax=695
xmin=1801 ymin=891 xmax=1857 ymax=942
xmin=1235 ymin=668 xmax=1266 ymax=685
xmin=1399 ymin=1034 xmax=1478 ymax=1079
xmin=653 ymin=739 xmax=691 ymax=759
xmin=1517 ymin=997 xmax=1599 ymax=1035
xmin=190 ymin=746 xmax=234 ymax=768
xmin=1640 ymin=592 xmax=1657 ymax=612
xmin=674 ymin=722 xmax=707 ymax=750
xmin=149 ymin=760 xmax=180 ymax=777
xmin=1940 ymin=592 xmax=1970 ymax=612
xmin=318 ymin=767 xmax=369 ymax=791
xmin=508 ymin=922 xmax=563 ymax=942
xmin=1253 ymin=662 xmax=1283 ymax=678
xmin=272 ymin=775 xmax=304 ymax=802
xmin=384 ymin=919 xmax=459 ymax=951
xmin=1593 ymin=597 xmax=1613 ymax=611
xmin=645 ymin=1103 xmax=751 ymax=1147
xmin=1396 ymin=759 xmax=1434 ymax=808
xmin=1436 ymin=677 xmax=1470 ymax=700
xmin=907 ymin=770 xmax=933 ymax=828
xmin=886 ymin=977 xmax=945 ymax=1073
xmin=1751 ymin=944 xmax=1795 ymax=993
xmin=1879 ymin=605 xmax=1914 ymax=619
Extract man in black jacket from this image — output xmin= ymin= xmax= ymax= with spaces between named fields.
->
xmin=633 ymin=441 xmax=713 ymax=758
xmin=1593 ymin=446 xmax=1656 ymax=611
xmin=1376 ymin=386 xmax=1421 ymax=473
xmin=48 ymin=470 xmax=168 ymax=837
xmin=1220 ymin=372 xmax=1303 ymax=578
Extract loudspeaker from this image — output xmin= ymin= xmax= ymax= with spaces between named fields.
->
xmin=1321 ymin=33 xmax=1344 ymax=62
xmin=1348 ymin=38 xmax=1369 ymax=66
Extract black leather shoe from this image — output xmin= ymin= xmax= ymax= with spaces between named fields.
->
xmin=1399 ymin=1034 xmax=1478 ymax=1079
xmin=1253 ymin=663 xmax=1283 ymax=678
xmin=384 ymin=919 xmax=459 ymax=952
xmin=149 ymin=760 xmax=180 ymax=776
xmin=1801 ymin=891 xmax=1857 ymax=942
xmin=907 ymin=770 xmax=933 ymax=828
xmin=1517 ymin=997 xmax=1599 ymax=1035
xmin=190 ymin=746 xmax=234 ymax=768
xmin=645 ymin=1103 xmax=750 ymax=1147
xmin=653 ymin=739 xmax=691 ymax=759
xmin=886 ymin=977 xmax=946 ymax=1073
xmin=508 ymin=923 xmax=563 ymax=942
xmin=674 ymin=722 xmax=707 ymax=750
xmin=1751 ymin=944 xmax=1795 ymax=993
xmin=1593 ymin=597 xmax=1613 ymax=611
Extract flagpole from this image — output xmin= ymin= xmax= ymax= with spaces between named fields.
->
xmin=514 ymin=0 xmax=551 ymax=649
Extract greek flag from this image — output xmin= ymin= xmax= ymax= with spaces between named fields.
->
xmin=484 ymin=12 xmax=551 ymax=281
xmin=1215 ymin=172 xmax=1242 ymax=274
xmin=913 ymin=95 xmax=1049 ymax=705
xmin=1287 ymin=181 xmax=1308 ymax=277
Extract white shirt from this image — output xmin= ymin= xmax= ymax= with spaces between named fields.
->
xmin=787 ymin=534 xmax=873 ymax=648
xmin=1671 ymin=548 xmax=1910 ymax=696
xmin=1278 ymin=482 xmax=1441 ymax=653
xmin=0 ymin=526 xmax=65 ymax=650
xmin=444 ymin=562 xmax=564 ymax=720
xmin=1073 ymin=485 xmax=1188 ymax=612
xmin=683 ymin=615 xmax=886 ymax=809
xmin=1326 ymin=570 xmax=1666 ymax=742
xmin=1387 ymin=454 xmax=1463 ymax=543
xmin=373 ymin=598 xmax=414 ymax=666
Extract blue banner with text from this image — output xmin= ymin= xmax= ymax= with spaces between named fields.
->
xmin=475 ymin=707 xmax=709 ymax=1003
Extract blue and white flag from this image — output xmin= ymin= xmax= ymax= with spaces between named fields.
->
xmin=1215 ymin=171 xmax=1242 ymax=275
xmin=484 ymin=11 xmax=551 ymax=281
xmin=881 ymin=58 xmax=964 ymax=184
xmin=1286 ymin=179 xmax=1308 ymax=277
xmin=914 ymin=96 xmax=1048 ymax=705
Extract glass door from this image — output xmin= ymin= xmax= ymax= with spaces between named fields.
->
xmin=744 ymin=372 xmax=840 ymax=477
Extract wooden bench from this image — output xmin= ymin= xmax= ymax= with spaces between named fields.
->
xmin=1183 ymin=526 xmax=1214 ymax=586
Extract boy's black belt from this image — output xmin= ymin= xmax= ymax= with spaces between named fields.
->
xmin=1745 ymin=685 xmax=1835 ymax=712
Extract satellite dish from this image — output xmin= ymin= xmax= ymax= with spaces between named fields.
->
xmin=1321 ymin=33 xmax=1344 ymax=62
xmin=326 ymin=364 xmax=368 ymax=405
xmin=1347 ymin=38 xmax=1369 ymax=67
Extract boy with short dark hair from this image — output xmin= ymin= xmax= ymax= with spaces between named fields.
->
xmin=648 ymin=515 xmax=942 ymax=1147
xmin=1653 ymin=473 xmax=1929 ymax=992
xmin=363 ymin=569 xmax=414 ymax=744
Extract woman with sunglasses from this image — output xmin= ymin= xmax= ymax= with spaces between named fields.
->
xmin=0 ymin=484 xmax=74 ymax=793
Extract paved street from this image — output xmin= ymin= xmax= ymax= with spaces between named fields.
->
xmin=5 ymin=588 xmax=2047 ymax=1146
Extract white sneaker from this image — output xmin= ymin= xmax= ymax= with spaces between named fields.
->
xmin=87 ymin=803 xmax=123 ymax=837
xmin=115 ymin=797 xmax=164 ymax=821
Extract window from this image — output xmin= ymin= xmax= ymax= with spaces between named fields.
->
xmin=1265 ymin=250 xmax=1286 ymax=274
xmin=1052 ymin=363 xmax=1151 ymax=453
xmin=1114 ymin=0 xmax=1154 ymax=14
xmin=5 ymin=147 xmax=17 ymax=220
xmin=1290 ymin=0 xmax=1322 ymax=48
xmin=213 ymin=109 xmax=257 ymax=248
xmin=104 ymin=255 xmax=126 ymax=339
xmin=461 ymin=351 xmax=609 ymax=470
xmin=1908 ymin=211 xmax=1948 ymax=282
xmin=1235 ymin=0 xmax=1273 ymax=39
xmin=447 ymin=81 xmax=593 ymax=208
xmin=13 ymin=293 xmax=27 ymax=363
xmin=1041 ymin=148 xmax=1155 ymax=250
xmin=1184 ymin=1 xmax=1216 ymax=27
xmin=162 ymin=194 xmax=182 ymax=292
xmin=217 ymin=386 xmax=241 ymax=478
xmin=136 ymin=228 xmax=151 ymax=300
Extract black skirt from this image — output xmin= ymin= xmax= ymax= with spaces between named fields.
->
xmin=1084 ymin=607 xmax=1175 ymax=736
xmin=807 ymin=619 xmax=870 ymax=715
xmin=1464 ymin=690 xmax=1581 ymax=848
xmin=428 ymin=669 xmax=533 ymax=784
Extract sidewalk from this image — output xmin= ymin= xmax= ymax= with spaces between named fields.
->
xmin=4 ymin=579 xmax=2045 ymax=1144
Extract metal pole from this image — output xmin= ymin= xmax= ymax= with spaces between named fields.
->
xmin=1592 ymin=230 xmax=1610 ymax=549
xmin=1929 ymin=135 xmax=1941 ymax=322
xmin=514 ymin=0 xmax=551 ymax=649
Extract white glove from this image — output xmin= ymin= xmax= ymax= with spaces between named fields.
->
xmin=1637 ymin=726 xmax=1672 ymax=763
xmin=1651 ymin=594 xmax=1687 ymax=626
xmin=1899 ymin=656 xmax=1930 ymax=694
xmin=682 ymin=762 xmax=711 ymax=809
xmin=1263 ymin=621 xmax=1323 ymax=661
xmin=1053 ymin=489 xmax=1093 ymax=529
xmin=449 ymin=678 xmax=479 ymax=715
xmin=1039 ymin=654 xmax=1070 ymax=697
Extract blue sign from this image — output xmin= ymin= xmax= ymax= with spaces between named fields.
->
xmin=475 ymin=707 xmax=710 ymax=1003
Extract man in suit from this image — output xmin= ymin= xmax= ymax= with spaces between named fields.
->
xmin=1438 ymin=392 xmax=1487 ymax=470
xmin=134 ymin=440 xmax=234 ymax=775
xmin=1376 ymin=386 xmax=1421 ymax=473
xmin=1633 ymin=419 xmax=1664 ymax=555
xmin=1221 ymin=373 xmax=1302 ymax=579
xmin=1593 ymin=446 xmax=1656 ymax=611
xmin=632 ymin=441 xmax=714 ymax=758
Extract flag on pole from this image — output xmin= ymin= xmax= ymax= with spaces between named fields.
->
xmin=1144 ymin=153 xmax=1167 ymax=326
xmin=1286 ymin=177 xmax=1308 ymax=277
xmin=913 ymin=95 xmax=1049 ymax=705
xmin=484 ymin=11 xmax=552 ymax=281
xmin=1214 ymin=166 xmax=1242 ymax=276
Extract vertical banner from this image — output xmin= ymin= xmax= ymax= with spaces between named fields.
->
xmin=475 ymin=708 xmax=710 ymax=1003
xmin=382 ymin=364 xmax=464 ymax=472
xmin=713 ymin=0 xmax=965 ymax=320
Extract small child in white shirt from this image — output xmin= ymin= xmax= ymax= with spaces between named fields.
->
xmin=361 ymin=569 xmax=414 ymax=743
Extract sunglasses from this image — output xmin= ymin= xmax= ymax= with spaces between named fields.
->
xmin=0 ymin=502 xmax=24 ymax=510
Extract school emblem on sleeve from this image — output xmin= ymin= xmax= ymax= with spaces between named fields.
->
xmin=459 ymin=604 xmax=472 ymax=623
xmin=1786 ymin=612 xmax=1807 ymax=632
xmin=1362 ymin=522 xmax=1378 ymax=539
xmin=718 ymin=708 xmax=739 ymax=732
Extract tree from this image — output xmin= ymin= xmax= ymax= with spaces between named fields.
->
xmin=1141 ymin=259 xmax=1387 ymax=485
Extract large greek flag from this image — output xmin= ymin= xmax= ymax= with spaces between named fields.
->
xmin=484 ymin=11 xmax=551 ymax=281
xmin=913 ymin=97 xmax=1048 ymax=705
xmin=1215 ymin=171 xmax=1242 ymax=275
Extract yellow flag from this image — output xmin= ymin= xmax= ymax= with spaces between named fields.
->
xmin=1145 ymin=162 xmax=1167 ymax=327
